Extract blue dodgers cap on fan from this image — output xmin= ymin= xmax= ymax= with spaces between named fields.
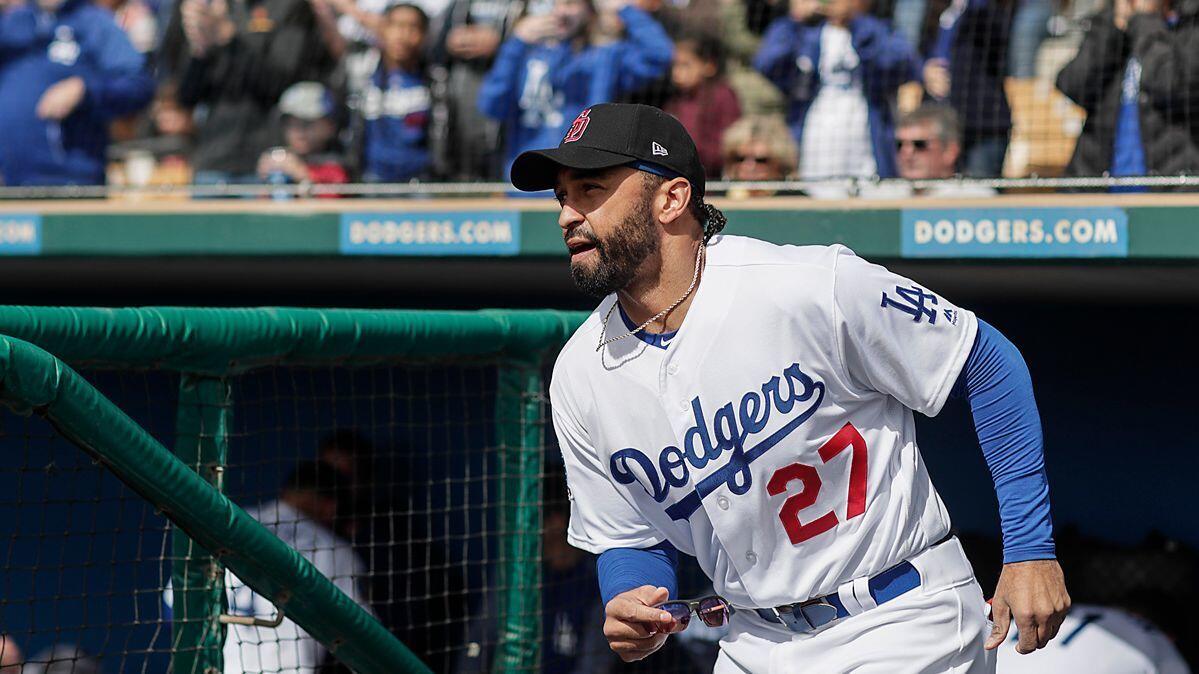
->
xmin=509 ymin=103 xmax=707 ymax=197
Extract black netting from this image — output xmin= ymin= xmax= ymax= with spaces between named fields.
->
xmin=4 ymin=0 xmax=1179 ymax=200
xmin=3 ymin=359 xmax=1195 ymax=673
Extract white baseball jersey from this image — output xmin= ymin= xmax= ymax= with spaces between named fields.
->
xmin=997 ymin=605 xmax=1190 ymax=674
xmin=161 ymin=500 xmax=370 ymax=674
xmin=551 ymin=235 xmax=978 ymax=609
xmin=224 ymin=500 xmax=370 ymax=674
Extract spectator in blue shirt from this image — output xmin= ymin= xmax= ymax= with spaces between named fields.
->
xmin=477 ymin=0 xmax=673 ymax=182
xmin=355 ymin=2 xmax=432 ymax=183
xmin=1055 ymin=0 xmax=1199 ymax=187
xmin=753 ymin=0 xmax=919 ymax=187
xmin=0 ymin=0 xmax=154 ymax=186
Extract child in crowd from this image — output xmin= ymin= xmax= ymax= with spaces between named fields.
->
xmin=354 ymin=2 xmax=432 ymax=183
xmin=664 ymin=32 xmax=742 ymax=178
xmin=257 ymin=82 xmax=349 ymax=192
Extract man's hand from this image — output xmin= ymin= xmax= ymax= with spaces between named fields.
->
xmin=790 ymin=0 xmax=821 ymax=22
xmin=446 ymin=24 xmax=502 ymax=60
xmin=923 ymin=59 xmax=951 ymax=99
xmin=181 ymin=0 xmax=235 ymax=57
xmin=37 ymin=77 xmax=86 ymax=120
xmin=603 ymin=586 xmax=681 ymax=662
xmin=181 ymin=0 xmax=213 ymax=56
xmin=513 ymin=14 xmax=560 ymax=44
xmin=985 ymin=559 xmax=1070 ymax=654
xmin=1130 ymin=0 xmax=1165 ymax=16
xmin=257 ymin=148 xmax=310 ymax=183
xmin=1114 ymin=0 xmax=1134 ymax=30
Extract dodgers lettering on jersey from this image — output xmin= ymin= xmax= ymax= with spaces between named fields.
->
xmin=550 ymin=236 xmax=978 ymax=609
xmin=609 ymin=361 xmax=826 ymax=521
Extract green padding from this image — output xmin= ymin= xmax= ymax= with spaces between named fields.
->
xmin=0 ymin=307 xmax=586 ymax=374
xmin=492 ymin=362 xmax=544 ymax=673
xmin=0 ymin=336 xmax=431 ymax=674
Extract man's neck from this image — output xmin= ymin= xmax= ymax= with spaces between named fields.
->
xmin=383 ymin=55 xmax=416 ymax=73
xmin=617 ymin=237 xmax=704 ymax=334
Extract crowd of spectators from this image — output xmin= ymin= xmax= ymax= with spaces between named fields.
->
xmin=0 ymin=0 xmax=1195 ymax=193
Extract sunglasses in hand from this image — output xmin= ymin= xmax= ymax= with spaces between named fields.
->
xmin=654 ymin=595 xmax=735 ymax=630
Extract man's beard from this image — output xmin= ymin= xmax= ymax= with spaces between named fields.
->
xmin=569 ymin=191 xmax=658 ymax=298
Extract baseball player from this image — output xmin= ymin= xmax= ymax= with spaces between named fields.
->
xmin=511 ymin=102 xmax=1070 ymax=672
xmin=996 ymin=604 xmax=1190 ymax=674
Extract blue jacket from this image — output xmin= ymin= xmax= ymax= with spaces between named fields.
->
xmin=477 ymin=5 xmax=672 ymax=179
xmin=362 ymin=62 xmax=431 ymax=183
xmin=0 ymin=0 xmax=154 ymax=185
xmin=753 ymin=15 xmax=918 ymax=178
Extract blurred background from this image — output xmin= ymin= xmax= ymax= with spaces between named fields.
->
xmin=0 ymin=0 xmax=1197 ymax=672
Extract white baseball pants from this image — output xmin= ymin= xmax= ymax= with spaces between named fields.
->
xmin=714 ymin=538 xmax=996 ymax=674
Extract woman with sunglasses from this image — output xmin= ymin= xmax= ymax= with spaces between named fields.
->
xmin=720 ymin=115 xmax=805 ymax=198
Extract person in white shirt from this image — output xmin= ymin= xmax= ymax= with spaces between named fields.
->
xmin=997 ymin=604 xmax=1190 ymax=674
xmin=754 ymin=0 xmax=920 ymax=199
xmin=166 ymin=461 xmax=371 ymax=674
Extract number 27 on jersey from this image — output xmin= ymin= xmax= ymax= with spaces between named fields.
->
xmin=767 ymin=423 xmax=868 ymax=545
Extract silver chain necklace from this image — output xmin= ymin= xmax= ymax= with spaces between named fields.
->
xmin=596 ymin=243 xmax=706 ymax=352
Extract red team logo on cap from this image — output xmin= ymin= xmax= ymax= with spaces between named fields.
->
xmin=563 ymin=109 xmax=591 ymax=143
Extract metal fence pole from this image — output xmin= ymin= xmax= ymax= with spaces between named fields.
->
xmin=171 ymin=375 xmax=231 ymax=674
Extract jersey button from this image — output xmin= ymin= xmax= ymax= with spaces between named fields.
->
xmin=667 ymin=363 xmax=679 ymax=375
xmin=680 ymin=399 xmax=689 ymax=411
xmin=716 ymin=495 xmax=730 ymax=510
xmin=745 ymin=551 xmax=758 ymax=564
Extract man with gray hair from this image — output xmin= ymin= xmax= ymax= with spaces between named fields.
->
xmin=878 ymin=102 xmax=997 ymax=198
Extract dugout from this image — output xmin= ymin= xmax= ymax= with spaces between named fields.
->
xmin=0 ymin=194 xmax=1195 ymax=671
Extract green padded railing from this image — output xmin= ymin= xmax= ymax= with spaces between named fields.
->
xmin=0 ymin=307 xmax=587 ymax=674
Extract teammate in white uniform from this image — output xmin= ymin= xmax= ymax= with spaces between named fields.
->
xmin=165 ymin=461 xmax=370 ymax=674
xmin=997 ymin=604 xmax=1190 ymax=674
xmin=509 ymin=103 xmax=1071 ymax=673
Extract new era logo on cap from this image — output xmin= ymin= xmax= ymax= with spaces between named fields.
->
xmin=651 ymin=142 xmax=668 ymax=156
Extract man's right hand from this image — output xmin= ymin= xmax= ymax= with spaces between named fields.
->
xmin=181 ymin=0 xmax=234 ymax=57
xmin=513 ymin=14 xmax=560 ymax=44
xmin=790 ymin=0 xmax=821 ymax=23
xmin=603 ymin=586 xmax=681 ymax=662
xmin=1113 ymin=0 xmax=1131 ymax=29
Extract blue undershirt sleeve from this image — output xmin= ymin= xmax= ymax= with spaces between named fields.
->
xmin=596 ymin=541 xmax=680 ymax=606
xmin=950 ymin=319 xmax=1056 ymax=563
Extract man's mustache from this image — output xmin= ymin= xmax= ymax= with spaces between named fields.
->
xmin=564 ymin=230 xmax=602 ymax=247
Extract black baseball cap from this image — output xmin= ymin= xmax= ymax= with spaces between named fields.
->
xmin=510 ymin=103 xmax=706 ymax=197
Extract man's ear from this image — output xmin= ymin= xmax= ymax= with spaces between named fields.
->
xmin=657 ymin=177 xmax=693 ymax=227
xmin=945 ymin=142 xmax=962 ymax=173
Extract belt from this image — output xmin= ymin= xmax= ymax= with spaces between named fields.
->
xmin=753 ymin=560 xmax=921 ymax=634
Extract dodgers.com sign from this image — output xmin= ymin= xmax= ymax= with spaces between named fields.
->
xmin=0 ymin=214 xmax=41 ymax=255
xmin=901 ymin=208 xmax=1128 ymax=258
xmin=340 ymin=211 xmax=520 ymax=256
